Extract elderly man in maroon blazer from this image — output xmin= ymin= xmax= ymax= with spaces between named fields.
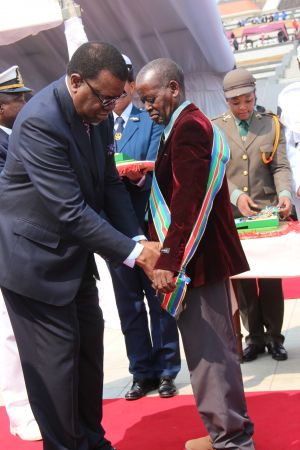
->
xmin=136 ymin=59 xmax=255 ymax=450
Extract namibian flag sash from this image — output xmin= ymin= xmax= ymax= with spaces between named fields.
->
xmin=149 ymin=124 xmax=230 ymax=317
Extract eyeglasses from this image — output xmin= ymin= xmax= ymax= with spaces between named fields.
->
xmin=84 ymin=79 xmax=127 ymax=107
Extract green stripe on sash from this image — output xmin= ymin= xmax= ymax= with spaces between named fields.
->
xmin=149 ymin=124 xmax=230 ymax=317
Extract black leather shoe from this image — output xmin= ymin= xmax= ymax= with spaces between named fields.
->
xmin=242 ymin=344 xmax=265 ymax=362
xmin=266 ymin=342 xmax=288 ymax=361
xmin=158 ymin=376 xmax=177 ymax=398
xmin=125 ymin=379 xmax=158 ymax=400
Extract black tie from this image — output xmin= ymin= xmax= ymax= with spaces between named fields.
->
xmin=83 ymin=122 xmax=98 ymax=183
xmin=157 ymin=132 xmax=165 ymax=158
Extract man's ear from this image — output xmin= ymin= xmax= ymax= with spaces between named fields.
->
xmin=69 ymin=73 xmax=83 ymax=91
xmin=169 ymin=80 xmax=180 ymax=96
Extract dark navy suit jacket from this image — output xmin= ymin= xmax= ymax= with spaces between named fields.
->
xmin=0 ymin=77 xmax=142 ymax=305
xmin=117 ymin=105 xmax=162 ymax=228
xmin=0 ymin=128 xmax=9 ymax=172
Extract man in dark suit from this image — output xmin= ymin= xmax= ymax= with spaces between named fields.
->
xmin=0 ymin=43 xmax=159 ymax=450
xmin=135 ymin=59 xmax=255 ymax=450
xmin=109 ymin=55 xmax=180 ymax=400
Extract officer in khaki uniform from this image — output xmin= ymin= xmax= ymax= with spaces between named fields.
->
xmin=213 ymin=68 xmax=292 ymax=363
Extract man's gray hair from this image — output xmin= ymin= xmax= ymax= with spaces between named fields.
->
xmin=137 ymin=58 xmax=185 ymax=90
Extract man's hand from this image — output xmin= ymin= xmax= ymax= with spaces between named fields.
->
xmin=277 ymin=196 xmax=292 ymax=219
xmin=124 ymin=170 xmax=146 ymax=183
xmin=139 ymin=240 xmax=162 ymax=251
xmin=237 ymin=193 xmax=259 ymax=217
xmin=135 ymin=242 xmax=160 ymax=281
xmin=152 ymin=269 xmax=176 ymax=294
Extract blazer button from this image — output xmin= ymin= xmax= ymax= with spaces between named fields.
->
xmin=242 ymin=154 xmax=248 ymax=160
xmin=243 ymin=170 xmax=248 ymax=176
xmin=243 ymin=186 xmax=248 ymax=192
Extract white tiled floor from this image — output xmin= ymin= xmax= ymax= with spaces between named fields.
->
xmin=103 ymin=298 xmax=300 ymax=398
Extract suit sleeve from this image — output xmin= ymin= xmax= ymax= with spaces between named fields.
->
xmin=17 ymin=117 xmax=136 ymax=264
xmin=138 ymin=121 xmax=162 ymax=192
xmin=103 ymin=151 xmax=144 ymax=237
xmin=155 ymin=119 xmax=212 ymax=272
xmin=0 ymin=146 xmax=7 ymax=174
xmin=98 ymin=117 xmax=143 ymax=237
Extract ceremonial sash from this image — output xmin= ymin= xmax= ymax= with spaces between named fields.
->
xmin=149 ymin=124 xmax=230 ymax=317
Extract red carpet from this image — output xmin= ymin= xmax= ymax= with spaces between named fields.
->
xmin=283 ymin=277 xmax=300 ymax=299
xmin=1 ymin=392 xmax=300 ymax=450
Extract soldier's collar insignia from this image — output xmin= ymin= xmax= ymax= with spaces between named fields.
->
xmin=222 ymin=114 xmax=232 ymax=122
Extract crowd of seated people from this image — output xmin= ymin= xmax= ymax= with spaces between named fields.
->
xmin=237 ymin=10 xmax=288 ymax=27
xmin=227 ymin=10 xmax=300 ymax=52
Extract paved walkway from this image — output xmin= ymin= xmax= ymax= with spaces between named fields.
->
xmin=1 ymin=290 xmax=299 ymax=406
xmin=103 ymin=298 xmax=300 ymax=399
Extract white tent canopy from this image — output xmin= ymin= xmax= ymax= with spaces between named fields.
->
xmin=0 ymin=0 xmax=235 ymax=118
xmin=0 ymin=0 xmax=62 ymax=45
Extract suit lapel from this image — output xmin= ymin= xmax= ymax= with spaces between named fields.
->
xmin=90 ymin=125 xmax=105 ymax=184
xmin=221 ymin=112 xmax=243 ymax=148
xmin=117 ymin=106 xmax=140 ymax=153
xmin=55 ymin=77 xmax=92 ymax=163
xmin=155 ymin=104 xmax=193 ymax=171
xmin=244 ymin=113 xmax=264 ymax=149
xmin=54 ymin=77 xmax=98 ymax=202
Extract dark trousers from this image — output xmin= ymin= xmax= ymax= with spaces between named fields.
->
xmin=177 ymin=280 xmax=255 ymax=450
xmin=237 ymin=278 xmax=284 ymax=345
xmin=109 ymin=263 xmax=181 ymax=381
xmin=2 ymin=272 xmax=110 ymax=450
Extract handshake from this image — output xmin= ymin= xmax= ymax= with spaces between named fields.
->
xmin=135 ymin=240 xmax=161 ymax=280
xmin=135 ymin=241 xmax=176 ymax=294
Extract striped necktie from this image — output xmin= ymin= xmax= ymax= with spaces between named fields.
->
xmin=114 ymin=116 xmax=124 ymax=138
xmin=114 ymin=116 xmax=125 ymax=150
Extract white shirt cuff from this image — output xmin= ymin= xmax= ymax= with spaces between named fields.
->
xmin=135 ymin=175 xmax=146 ymax=187
xmin=123 ymin=242 xmax=144 ymax=268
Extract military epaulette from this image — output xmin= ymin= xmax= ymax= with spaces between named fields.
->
xmin=257 ymin=111 xmax=278 ymax=119
xmin=212 ymin=112 xmax=232 ymax=122
xmin=129 ymin=116 xmax=140 ymax=122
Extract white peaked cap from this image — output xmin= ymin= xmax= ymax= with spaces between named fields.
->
xmin=122 ymin=54 xmax=132 ymax=66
